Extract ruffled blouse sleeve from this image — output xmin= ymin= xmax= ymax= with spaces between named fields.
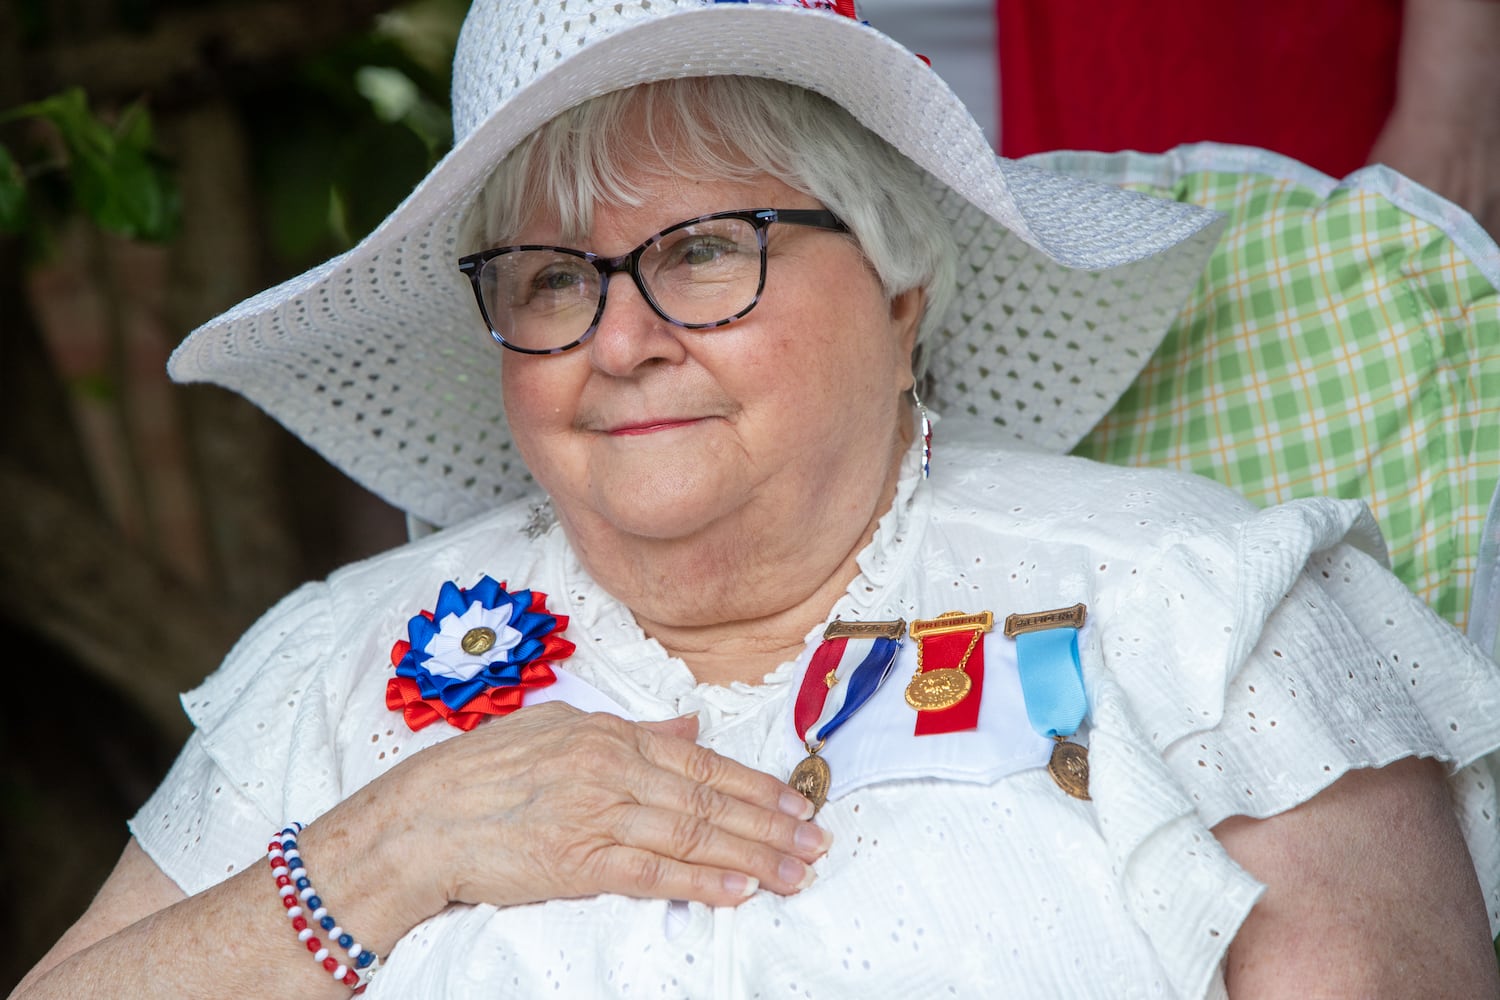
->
xmin=130 ymin=581 xmax=337 ymax=893
xmin=1080 ymin=484 xmax=1500 ymax=986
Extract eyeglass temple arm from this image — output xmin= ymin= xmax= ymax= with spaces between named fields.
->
xmin=762 ymin=208 xmax=848 ymax=233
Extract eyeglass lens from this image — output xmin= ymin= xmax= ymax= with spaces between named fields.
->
xmin=477 ymin=216 xmax=764 ymax=353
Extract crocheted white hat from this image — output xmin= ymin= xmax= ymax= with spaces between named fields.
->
xmin=168 ymin=0 xmax=1224 ymax=527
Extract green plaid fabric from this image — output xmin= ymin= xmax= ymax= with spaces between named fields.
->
xmin=1058 ymin=150 xmax=1500 ymax=629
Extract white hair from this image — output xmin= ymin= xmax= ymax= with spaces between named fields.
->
xmin=464 ymin=76 xmax=957 ymax=364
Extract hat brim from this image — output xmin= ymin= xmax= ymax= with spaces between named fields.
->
xmin=169 ymin=3 xmax=1222 ymax=527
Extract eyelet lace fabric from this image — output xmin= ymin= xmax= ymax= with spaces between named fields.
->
xmin=134 ymin=427 xmax=1500 ymax=998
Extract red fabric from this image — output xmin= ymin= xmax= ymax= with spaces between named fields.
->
xmin=794 ymin=636 xmax=847 ymax=739
xmin=996 ymin=0 xmax=1402 ymax=177
xmin=385 ymin=664 xmax=557 ymax=732
xmin=912 ymin=629 xmax=985 ymax=736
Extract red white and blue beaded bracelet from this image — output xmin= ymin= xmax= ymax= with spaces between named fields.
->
xmin=268 ymin=824 xmax=382 ymax=992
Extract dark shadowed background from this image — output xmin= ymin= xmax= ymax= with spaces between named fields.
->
xmin=0 ymin=0 xmax=468 ymax=987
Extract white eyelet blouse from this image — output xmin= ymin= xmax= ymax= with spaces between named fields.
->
xmin=133 ymin=431 xmax=1500 ymax=999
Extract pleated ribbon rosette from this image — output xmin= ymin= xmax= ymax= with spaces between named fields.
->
xmin=386 ymin=575 xmax=573 ymax=731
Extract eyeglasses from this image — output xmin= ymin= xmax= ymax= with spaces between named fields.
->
xmin=457 ymin=208 xmax=849 ymax=355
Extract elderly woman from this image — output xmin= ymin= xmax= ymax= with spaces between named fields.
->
xmin=17 ymin=1 xmax=1500 ymax=997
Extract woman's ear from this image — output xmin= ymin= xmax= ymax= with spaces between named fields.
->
xmin=891 ymin=286 xmax=925 ymax=390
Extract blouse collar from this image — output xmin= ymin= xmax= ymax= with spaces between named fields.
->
xmin=552 ymin=426 xmax=931 ymax=720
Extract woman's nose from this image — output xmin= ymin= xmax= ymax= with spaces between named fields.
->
xmin=586 ymin=274 xmax=688 ymax=375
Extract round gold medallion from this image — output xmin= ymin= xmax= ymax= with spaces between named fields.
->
xmin=1047 ymin=740 xmax=1091 ymax=800
xmin=461 ymin=626 xmax=497 ymax=655
xmin=904 ymin=668 xmax=973 ymax=711
xmin=789 ymin=753 xmax=831 ymax=814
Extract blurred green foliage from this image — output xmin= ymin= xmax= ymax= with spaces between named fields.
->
xmin=0 ymin=88 xmax=179 ymax=244
xmin=0 ymin=0 xmax=466 ymax=268
xmin=0 ymin=145 xmax=23 ymax=232
xmin=251 ymin=0 xmax=463 ymax=271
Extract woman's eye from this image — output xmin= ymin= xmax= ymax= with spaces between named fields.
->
xmin=667 ymin=235 xmax=737 ymax=267
xmin=530 ymin=264 xmax=589 ymax=294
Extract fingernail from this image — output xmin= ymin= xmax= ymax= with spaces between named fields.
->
xmin=779 ymin=790 xmax=815 ymax=820
xmin=779 ymin=858 xmax=816 ymax=891
xmin=795 ymin=823 xmax=832 ymax=853
xmin=723 ymin=873 xmax=758 ymax=898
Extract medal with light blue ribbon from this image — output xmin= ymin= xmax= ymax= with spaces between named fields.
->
xmin=789 ymin=618 xmax=906 ymax=813
xmin=1004 ymin=603 xmax=1091 ymax=800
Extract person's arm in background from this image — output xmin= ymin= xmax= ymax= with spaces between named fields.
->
xmin=1369 ymin=0 xmax=1500 ymax=238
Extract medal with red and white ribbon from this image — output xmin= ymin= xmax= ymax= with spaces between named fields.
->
xmin=904 ymin=610 xmax=993 ymax=735
xmin=789 ymin=618 xmax=906 ymax=812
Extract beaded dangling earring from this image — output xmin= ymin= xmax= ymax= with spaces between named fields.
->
xmin=911 ymin=386 xmax=932 ymax=479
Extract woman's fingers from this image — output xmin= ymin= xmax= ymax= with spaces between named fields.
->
xmin=528 ymin=713 xmax=830 ymax=899
xmin=636 ymin=714 xmax=701 ymax=742
xmin=403 ymin=706 xmax=830 ymax=909
xmin=634 ymin=719 xmax=815 ymax=820
xmin=603 ymin=801 xmax=822 ymax=894
xmin=584 ymin=845 xmax=764 ymax=908
xmin=621 ymin=761 xmax=831 ymax=866
xmin=629 ymin=719 xmax=830 ymax=863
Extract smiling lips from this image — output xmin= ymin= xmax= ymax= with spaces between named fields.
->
xmin=604 ymin=416 xmax=708 ymax=436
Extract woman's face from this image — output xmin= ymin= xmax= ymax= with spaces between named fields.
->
xmin=499 ymin=159 xmax=922 ymax=555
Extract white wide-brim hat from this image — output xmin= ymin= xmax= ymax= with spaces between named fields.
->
xmin=168 ymin=0 xmax=1224 ymax=528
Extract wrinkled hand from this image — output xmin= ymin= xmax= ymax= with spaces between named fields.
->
xmin=324 ymin=703 xmax=828 ymax=934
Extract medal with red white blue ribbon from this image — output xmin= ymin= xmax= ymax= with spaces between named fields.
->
xmin=789 ymin=618 xmax=906 ymax=812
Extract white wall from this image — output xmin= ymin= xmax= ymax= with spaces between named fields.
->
xmin=857 ymin=0 xmax=998 ymax=147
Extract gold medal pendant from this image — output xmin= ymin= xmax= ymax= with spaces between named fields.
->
xmin=1047 ymin=736 xmax=1090 ymax=800
xmin=904 ymin=610 xmax=993 ymax=712
xmin=903 ymin=667 xmax=972 ymax=710
xmin=789 ymin=748 xmax=832 ymax=814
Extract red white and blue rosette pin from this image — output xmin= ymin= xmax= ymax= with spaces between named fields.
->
xmin=788 ymin=618 xmax=905 ymax=812
xmin=385 ymin=575 xmax=574 ymax=732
